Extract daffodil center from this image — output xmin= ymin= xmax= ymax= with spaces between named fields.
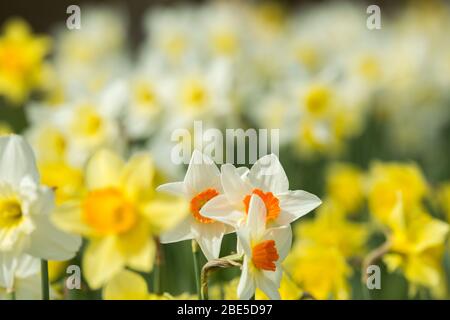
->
xmin=252 ymin=240 xmax=279 ymax=271
xmin=304 ymin=85 xmax=331 ymax=115
xmin=190 ymin=188 xmax=219 ymax=224
xmin=181 ymin=80 xmax=208 ymax=110
xmin=82 ymin=188 xmax=136 ymax=235
xmin=243 ymin=189 xmax=280 ymax=223
xmin=71 ymin=106 xmax=103 ymax=137
xmin=0 ymin=198 xmax=23 ymax=227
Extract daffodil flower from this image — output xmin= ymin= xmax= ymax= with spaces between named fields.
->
xmin=236 ymin=195 xmax=292 ymax=300
xmin=0 ymin=252 xmax=42 ymax=299
xmin=157 ymin=150 xmax=231 ymax=260
xmin=0 ymin=135 xmax=81 ymax=260
xmin=201 ymin=154 xmax=321 ymax=229
xmin=53 ymin=149 xmax=188 ymax=289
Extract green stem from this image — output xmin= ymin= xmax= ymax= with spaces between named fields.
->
xmin=153 ymin=239 xmax=162 ymax=294
xmin=192 ymin=240 xmax=202 ymax=299
xmin=41 ymin=260 xmax=50 ymax=300
xmin=6 ymin=289 xmax=16 ymax=300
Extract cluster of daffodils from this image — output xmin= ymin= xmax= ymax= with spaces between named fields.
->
xmin=0 ymin=0 xmax=449 ymax=300
xmin=158 ymin=151 xmax=321 ymax=299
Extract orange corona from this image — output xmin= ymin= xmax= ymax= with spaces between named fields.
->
xmin=190 ymin=188 xmax=219 ymax=224
xmin=252 ymin=240 xmax=279 ymax=271
xmin=243 ymin=189 xmax=280 ymax=223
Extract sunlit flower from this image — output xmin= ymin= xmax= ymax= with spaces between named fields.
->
xmin=296 ymin=202 xmax=368 ymax=258
xmin=325 ymin=163 xmax=365 ymax=214
xmin=0 ymin=134 xmax=81 ymax=260
xmin=53 ymin=149 xmax=188 ymax=289
xmin=382 ymin=198 xmax=449 ymax=298
xmin=236 ymin=195 xmax=292 ymax=300
xmin=157 ymin=150 xmax=230 ymax=260
xmin=285 ymin=242 xmax=352 ymax=300
xmin=367 ymin=162 xmax=428 ymax=225
xmin=0 ymin=19 xmax=50 ymax=104
xmin=202 ymin=154 xmax=321 ymax=229
xmin=103 ymin=269 xmax=196 ymax=300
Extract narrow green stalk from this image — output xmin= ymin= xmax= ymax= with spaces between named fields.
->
xmin=153 ymin=239 xmax=162 ymax=294
xmin=192 ymin=240 xmax=202 ymax=299
xmin=6 ymin=289 xmax=16 ymax=300
xmin=41 ymin=260 xmax=50 ymax=300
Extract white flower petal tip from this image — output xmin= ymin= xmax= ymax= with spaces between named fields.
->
xmin=0 ymin=134 xmax=40 ymax=186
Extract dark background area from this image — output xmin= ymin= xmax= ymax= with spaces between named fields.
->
xmin=0 ymin=0 xmax=395 ymax=48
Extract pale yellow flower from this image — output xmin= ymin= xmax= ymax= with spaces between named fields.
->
xmin=53 ymin=149 xmax=189 ymax=289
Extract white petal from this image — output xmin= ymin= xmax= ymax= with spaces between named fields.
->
xmin=220 ymin=164 xmax=252 ymax=203
xmin=237 ymin=257 xmax=256 ymax=300
xmin=236 ymin=226 xmax=252 ymax=257
xmin=0 ymin=135 xmax=39 ymax=186
xmin=193 ymin=222 xmax=225 ymax=260
xmin=184 ymin=150 xmax=221 ymax=195
xmin=156 ymin=181 xmax=187 ymax=196
xmin=247 ymin=195 xmax=267 ymax=240
xmin=160 ymin=215 xmax=195 ymax=244
xmin=256 ymin=269 xmax=282 ymax=300
xmin=236 ymin=167 xmax=250 ymax=178
xmin=200 ymin=194 xmax=243 ymax=228
xmin=248 ymin=154 xmax=288 ymax=194
xmin=277 ymin=190 xmax=322 ymax=225
xmin=26 ymin=215 xmax=81 ymax=261
xmin=0 ymin=252 xmax=16 ymax=289
xmin=264 ymin=226 xmax=292 ymax=262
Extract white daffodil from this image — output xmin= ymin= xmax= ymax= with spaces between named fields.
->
xmin=0 ymin=134 xmax=81 ymax=260
xmin=0 ymin=252 xmax=41 ymax=300
xmin=157 ymin=150 xmax=230 ymax=260
xmin=237 ymin=195 xmax=292 ymax=300
xmin=201 ymin=154 xmax=321 ymax=229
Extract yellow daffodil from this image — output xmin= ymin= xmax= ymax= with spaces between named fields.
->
xmin=53 ymin=149 xmax=189 ymax=289
xmin=296 ymin=202 xmax=368 ymax=258
xmin=0 ymin=19 xmax=50 ymax=104
xmin=368 ymin=162 xmax=428 ymax=225
xmin=325 ymin=163 xmax=365 ymax=214
xmin=286 ymin=243 xmax=352 ymax=300
xmin=382 ymin=198 xmax=449 ymax=297
xmin=103 ymin=269 xmax=196 ymax=300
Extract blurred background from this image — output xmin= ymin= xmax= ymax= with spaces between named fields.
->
xmin=0 ymin=0 xmax=449 ymax=300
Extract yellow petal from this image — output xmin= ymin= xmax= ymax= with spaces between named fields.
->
xmin=118 ymin=220 xmax=155 ymax=272
xmin=83 ymin=236 xmax=125 ymax=289
xmin=383 ymin=253 xmax=403 ymax=272
xmin=86 ymin=149 xmax=124 ymax=190
xmin=103 ymin=269 xmax=148 ymax=300
xmin=141 ymin=196 xmax=190 ymax=234
xmin=51 ymin=201 xmax=94 ymax=237
xmin=121 ymin=153 xmax=155 ymax=202
xmin=404 ymin=254 xmax=441 ymax=288
xmin=414 ymin=217 xmax=449 ymax=252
